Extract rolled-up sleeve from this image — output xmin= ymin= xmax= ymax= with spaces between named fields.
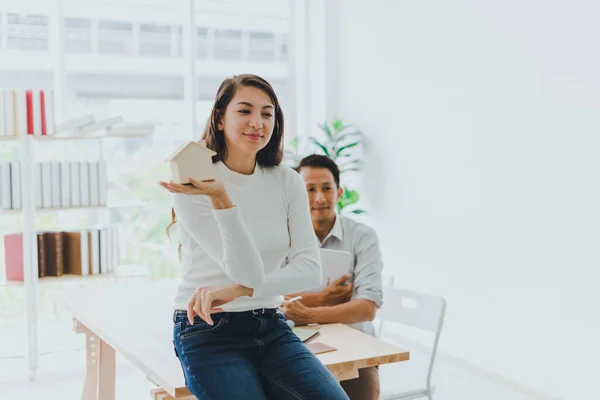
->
xmin=352 ymin=226 xmax=384 ymax=307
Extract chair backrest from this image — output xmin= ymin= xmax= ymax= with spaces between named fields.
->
xmin=382 ymin=273 xmax=395 ymax=288
xmin=378 ymin=287 xmax=446 ymax=333
xmin=378 ymin=287 xmax=447 ymax=393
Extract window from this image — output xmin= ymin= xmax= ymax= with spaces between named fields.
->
xmin=174 ymin=26 xmax=183 ymax=57
xmin=139 ymin=23 xmax=171 ymax=57
xmin=7 ymin=13 xmax=48 ymax=51
xmin=65 ymin=18 xmax=92 ymax=53
xmin=248 ymin=31 xmax=275 ymax=61
xmin=213 ymin=29 xmax=242 ymax=60
xmin=196 ymin=27 xmax=208 ymax=58
xmin=280 ymin=33 xmax=288 ymax=61
xmin=98 ymin=20 xmax=134 ymax=55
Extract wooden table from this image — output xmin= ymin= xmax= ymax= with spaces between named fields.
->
xmin=54 ymin=280 xmax=409 ymax=400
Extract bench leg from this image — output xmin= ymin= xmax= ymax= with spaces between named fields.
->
xmin=74 ymin=319 xmax=116 ymax=400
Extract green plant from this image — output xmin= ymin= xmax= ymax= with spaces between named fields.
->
xmin=284 ymin=118 xmax=366 ymax=214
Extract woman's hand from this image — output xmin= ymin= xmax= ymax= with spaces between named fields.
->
xmin=187 ymin=284 xmax=253 ymax=325
xmin=159 ymin=177 xmax=226 ymax=198
xmin=159 ymin=177 xmax=233 ymax=209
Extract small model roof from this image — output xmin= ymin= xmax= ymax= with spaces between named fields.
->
xmin=165 ymin=140 xmax=217 ymax=162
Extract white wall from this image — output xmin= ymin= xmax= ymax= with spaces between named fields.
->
xmin=329 ymin=0 xmax=600 ymax=398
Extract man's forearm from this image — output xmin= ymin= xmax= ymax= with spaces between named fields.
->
xmin=309 ymin=299 xmax=377 ymax=325
xmin=287 ymin=292 xmax=324 ymax=308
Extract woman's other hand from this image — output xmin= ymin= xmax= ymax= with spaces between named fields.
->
xmin=187 ymin=284 xmax=253 ymax=325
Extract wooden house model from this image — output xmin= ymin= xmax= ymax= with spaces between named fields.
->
xmin=165 ymin=140 xmax=216 ymax=184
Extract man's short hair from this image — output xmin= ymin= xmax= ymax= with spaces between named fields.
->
xmin=295 ymin=154 xmax=341 ymax=188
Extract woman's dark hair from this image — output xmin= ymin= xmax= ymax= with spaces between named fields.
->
xmin=295 ymin=154 xmax=341 ymax=188
xmin=167 ymin=74 xmax=285 ymax=259
xmin=203 ymin=74 xmax=284 ymax=166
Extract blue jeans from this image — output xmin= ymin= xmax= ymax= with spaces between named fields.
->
xmin=173 ymin=309 xmax=349 ymax=400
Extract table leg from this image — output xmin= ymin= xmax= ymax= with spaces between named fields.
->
xmin=73 ymin=319 xmax=116 ymax=400
xmin=151 ymin=388 xmax=196 ymax=400
xmin=98 ymin=339 xmax=116 ymax=400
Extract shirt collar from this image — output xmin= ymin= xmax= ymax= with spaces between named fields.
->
xmin=320 ymin=215 xmax=343 ymax=244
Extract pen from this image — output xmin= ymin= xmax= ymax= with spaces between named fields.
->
xmin=287 ymin=296 xmax=303 ymax=303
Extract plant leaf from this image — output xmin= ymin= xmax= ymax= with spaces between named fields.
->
xmin=318 ymin=123 xmax=333 ymax=140
xmin=308 ymin=137 xmax=330 ymax=156
xmin=335 ymin=142 xmax=360 ymax=156
xmin=332 ymin=119 xmax=344 ymax=132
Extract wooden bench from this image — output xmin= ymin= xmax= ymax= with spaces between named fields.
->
xmin=55 ymin=281 xmax=409 ymax=399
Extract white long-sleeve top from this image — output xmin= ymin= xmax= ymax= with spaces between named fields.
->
xmin=172 ymin=161 xmax=322 ymax=312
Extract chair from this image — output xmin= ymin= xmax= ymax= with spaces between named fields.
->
xmin=374 ymin=274 xmax=396 ymax=336
xmin=377 ymin=288 xmax=447 ymax=400
xmin=382 ymin=273 xmax=396 ymax=288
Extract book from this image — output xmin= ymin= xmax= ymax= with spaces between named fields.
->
xmin=15 ymin=90 xmax=27 ymax=136
xmin=44 ymin=90 xmax=55 ymax=135
xmin=40 ymin=161 xmax=53 ymax=208
xmin=37 ymin=233 xmax=46 ymax=278
xmin=0 ymin=162 xmax=11 ymax=209
xmin=98 ymin=161 xmax=107 ymax=206
xmin=32 ymin=90 xmax=42 ymax=136
xmin=292 ymin=327 xmax=320 ymax=343
xmin=0 ymin=89 xmax=5 ymax=136
xmin=306 ymin=342 xmax=337 ymax=355
xmin=10 ymin=161 xmax=21 ymax=210
xmin=39 ymin=231 xmax=65 ymax=277
xmin=79 ymin=161 xmax=90 ymax=207
xmin=50 ymin=161 xmax=61 ymax=207
xmin=89 ymin=229 xmax=100 ymax=275
xmin=59 ymin=161 xmax=71 ymax=207
xmin=33 ymin=162 xmax=42 ymax=208
xmin=4 ymin=233 xmax=24 ymax=282
xmin=63 ymin=231 xmax=89 ymax=276
xmin=69 ymin=161 xmax=81 ymax=207
xmin=4 ymin=90 xmax=15 ymax=136
xmin=25 ymin=90 xmax=34 ymax=135
xmin=89 ymin=161 xmax=99 ymax=206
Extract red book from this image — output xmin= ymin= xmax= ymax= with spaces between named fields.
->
xmin=4 ymin=233 xmax=24 ymax=282
xmin=26 ymin=90 xmax=34 ymax=135
xmin=40 ymin=91 xmax=47 ymax=135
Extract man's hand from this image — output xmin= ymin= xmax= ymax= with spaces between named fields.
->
xmin=280 ymin=297 xmax=315 ymax=326
xmin=321 ymin=274 xmax=353 ymax=306
xmin=187 ymin=284 xmax=252 ymax=326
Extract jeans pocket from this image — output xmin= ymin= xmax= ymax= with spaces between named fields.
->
xmin=179 ymin=316 xmax=227 ymax=341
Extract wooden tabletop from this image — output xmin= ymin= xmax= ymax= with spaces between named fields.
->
xmin=54 ymin=280 xmax=409 ymax=398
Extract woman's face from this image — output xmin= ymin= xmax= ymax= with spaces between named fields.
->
xmin=218 ymin=85 xmax=275 ymax=157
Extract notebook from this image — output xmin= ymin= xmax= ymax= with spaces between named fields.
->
xmin=292 ymin=327 xmax=320 ymax=343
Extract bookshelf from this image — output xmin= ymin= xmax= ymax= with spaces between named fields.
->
xmin=0 ymin=118 xmax=153 ymax=378
xmin=0 ymin=264 xmax=150 ymax=288
xmin=0 ymin=132 xmax=149 ymax=141
xmin=0 ymin=200 xmax=147 ymax=215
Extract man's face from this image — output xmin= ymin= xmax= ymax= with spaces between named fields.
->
xmin=299 ymin=167 xmax=343 ymax=224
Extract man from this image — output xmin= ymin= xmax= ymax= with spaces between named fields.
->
xmin=281 ymin=154 xmax=384 ymax=400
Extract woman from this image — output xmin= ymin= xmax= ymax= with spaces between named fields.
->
xmin=160 ymin=74 xmax=349 ymax=400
